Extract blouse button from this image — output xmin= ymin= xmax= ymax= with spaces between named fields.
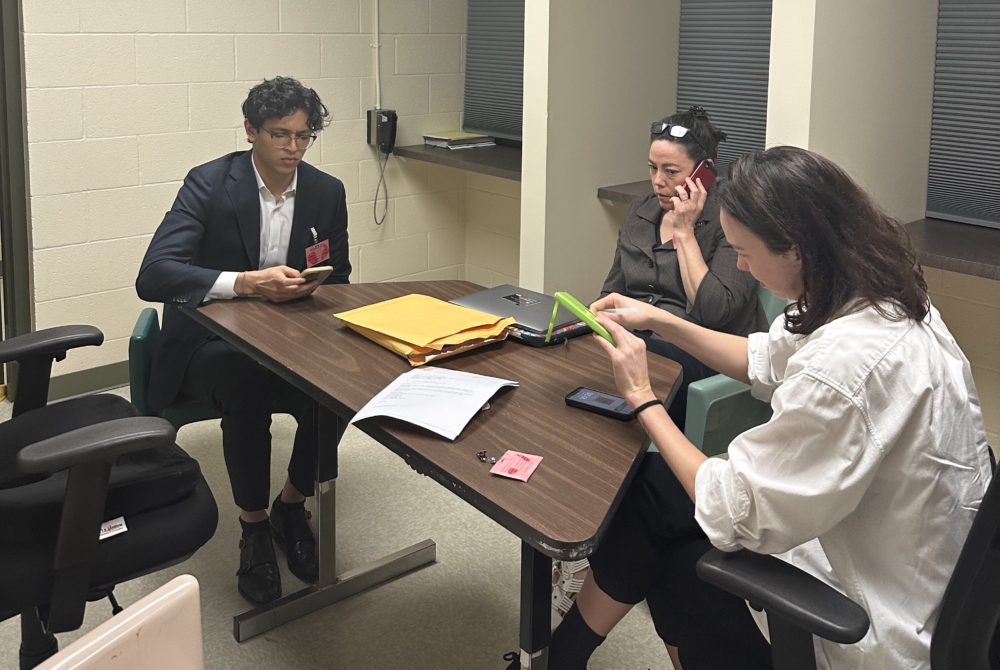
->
xmin=646 ymin=259 xmax=654 ymax=268
xmin=646 ymin=295 xmax=654 ymax=304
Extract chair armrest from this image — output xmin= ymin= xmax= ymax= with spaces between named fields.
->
xmin=16 ymin=417 xmax=176 ymax=474
xmin=129 ymin=308 xmax=160 ymax=417
xmin=684 ymin=374 xmax=752 ymax=450
xmin=0 ymin=325 xmax=103 ymax=365
xmin=696 ymin=548 xmax=870 ymax=644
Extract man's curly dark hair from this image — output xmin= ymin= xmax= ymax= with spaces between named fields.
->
xmin=242 ymin=76 xmax=330 ymax=132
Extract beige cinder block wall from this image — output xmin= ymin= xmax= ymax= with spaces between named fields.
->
xmin=767 ymin=0 xmax=999 ymax=444
xmin=520 ymin=0 xmax=680 ymax=300
xmin=464 ymin=173 xmax=520 ymax=288
xmin=22 ymin=0 xmax=468 ymax=378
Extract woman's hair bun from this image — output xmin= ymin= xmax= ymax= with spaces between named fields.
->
xmin=687 ymin=105 xmax=710 ymax=120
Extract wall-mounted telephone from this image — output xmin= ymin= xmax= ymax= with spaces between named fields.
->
xmin=367 ymin=109 xmax=397 ymax=154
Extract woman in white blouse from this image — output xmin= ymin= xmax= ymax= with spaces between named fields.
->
xmin=547 ymin=146 xmax=991 ymax=670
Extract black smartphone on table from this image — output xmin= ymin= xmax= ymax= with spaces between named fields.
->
xmin=565 ymin=387 xmax=635 ymax=421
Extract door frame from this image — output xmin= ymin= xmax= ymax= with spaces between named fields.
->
xmin=0 ymin=0 xmax=36 ymax=391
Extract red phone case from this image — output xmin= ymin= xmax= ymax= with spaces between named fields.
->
xmin=684 ymin=161 xmax=717 ymax=194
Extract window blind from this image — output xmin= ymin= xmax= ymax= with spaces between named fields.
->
xmin=926 ymin=0 xmax=1000 ymax=229
xmin=462 ymin=0 xmax=524 ymax=141
xmin=676 ymin=0 xmax=772 ymax=173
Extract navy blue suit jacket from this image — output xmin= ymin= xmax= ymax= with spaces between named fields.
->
xmin=136 ymin=150 xmax=350 ymax=411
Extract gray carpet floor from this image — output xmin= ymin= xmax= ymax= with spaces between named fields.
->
xmin=0 ymin=388 xmax=672 ymax=669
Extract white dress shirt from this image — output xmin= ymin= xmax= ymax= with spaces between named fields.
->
xmin=694 ymin=302 xmax=990 ymax=670
xmin=206 ymin=158 xmax=298 ymax=300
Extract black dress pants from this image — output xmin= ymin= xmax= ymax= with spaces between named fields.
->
xmin=639 ymin=333 xmax=716 ymax=432
xmin=179 ymin=338 xmax=318 ymax=512
xmin=589 ymin=453 xmax=772 ymax=670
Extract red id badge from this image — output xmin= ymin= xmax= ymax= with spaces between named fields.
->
xmin=305 ymin=240 xmax=330 ymax=267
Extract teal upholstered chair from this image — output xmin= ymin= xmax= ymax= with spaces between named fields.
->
xmin=684 ymin=287 xmax=786 ymax=456
xmin=649 ymin=287 xmax=786 ymax=458
xmin=129 ymin=307 xmax=221 ymax=429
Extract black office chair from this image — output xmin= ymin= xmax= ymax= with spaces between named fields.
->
xmin=0 ymin=325 xmax=219 ymax=670
xmin=697 ymin=459 xmax=1000 ymax=670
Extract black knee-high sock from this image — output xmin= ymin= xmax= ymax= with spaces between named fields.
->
xmin=548 ymin=603 xmax=606 ymax=670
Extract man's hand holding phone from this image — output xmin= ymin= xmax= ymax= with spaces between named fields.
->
xmin=300 ymin=265 xmax=333 ymax=284
xmin=238 ymin=266 xmax=320 ymax=303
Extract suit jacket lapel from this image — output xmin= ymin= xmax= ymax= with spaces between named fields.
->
xmin=287 ymin=164 xmax=320 ymax=269
xmin=628 ymin=195 xmax=663 ymax=261
xmin=226 ymin=151 xmax=261 ymax=269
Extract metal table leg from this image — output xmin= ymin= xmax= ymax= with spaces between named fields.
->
xmin=233 ymin=404 xmax=437 ymax=641
xmin=518 ymin=541 xmax=552 ymax=669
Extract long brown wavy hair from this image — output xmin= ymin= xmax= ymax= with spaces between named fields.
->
xmin=716 ymin=146 xmax=928 ymax=335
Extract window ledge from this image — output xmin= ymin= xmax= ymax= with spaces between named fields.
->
xmin=906 ymin=218 xmax=1000 ymax=281
xmin=392 ymin=144 xmax=521 ymax=181
xmin=597 ymin=180 xmax=652 ymax=205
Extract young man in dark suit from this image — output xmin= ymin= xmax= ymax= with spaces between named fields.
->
xmin=136 ymin=77 xmax=350 ymax=606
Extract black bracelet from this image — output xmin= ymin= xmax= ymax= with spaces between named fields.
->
xmin=631 ymin=399 xmax=663 ymax=418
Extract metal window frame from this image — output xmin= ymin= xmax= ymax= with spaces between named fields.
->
xmin=462 ymin=0 xmax=524 ymax=141
xmin=925 ymin=0 xmax=1000 ymax=228
xmin=0 ymin=1 xmax=36 ymax=397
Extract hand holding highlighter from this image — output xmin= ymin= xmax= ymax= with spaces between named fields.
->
xmin=545 ymin=292 xmax=616 ymax=346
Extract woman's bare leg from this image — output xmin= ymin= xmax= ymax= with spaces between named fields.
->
xmin=574 ymin=572 xmax=634 ymax=636
xmin=666 ymin=644 xmax=683 ymax=669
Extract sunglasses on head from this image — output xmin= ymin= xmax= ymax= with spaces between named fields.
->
xmin=650 ymin=121 xmax=711 ymax=158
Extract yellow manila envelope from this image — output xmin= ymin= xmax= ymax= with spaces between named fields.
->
xmin=335 ymin=294 xmax=515 ymax=366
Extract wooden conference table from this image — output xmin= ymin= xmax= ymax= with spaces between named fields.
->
xmin=184 ymin=280 xmax=682 ymax=669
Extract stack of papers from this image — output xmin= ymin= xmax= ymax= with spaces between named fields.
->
xmin=350 ymin=367 xmax=518 ymax=440
xmin=423 ymin=130 xmax=496 ymax=149
xmin=335 ymin=294 xmax=515 ymax=366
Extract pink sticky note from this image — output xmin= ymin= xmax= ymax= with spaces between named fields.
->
xmin=490 ymin=450 xmax=543 ymax=482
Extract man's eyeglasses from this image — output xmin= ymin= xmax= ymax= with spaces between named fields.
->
xmin=260 ymin=128 xmax=317 ymax=150
xmin=650 ymin=122 xmax=710 ymax=158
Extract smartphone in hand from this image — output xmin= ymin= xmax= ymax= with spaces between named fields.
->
xmin=683 ymin=160 xmax=717 ymax=194
xmin=300 ymin=265 xmax=333 ymax=284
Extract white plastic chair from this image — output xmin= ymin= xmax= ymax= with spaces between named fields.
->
xmin=35 ymin=575 xmax=204 ymax=670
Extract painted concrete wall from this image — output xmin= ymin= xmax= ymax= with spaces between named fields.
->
xmin=21 ymin=0 xmax=468 ymax=375
xmin=520 ymin=0 xmax=680 ymax=300
xmin=767 ymin=0 xmax=997 ymax=443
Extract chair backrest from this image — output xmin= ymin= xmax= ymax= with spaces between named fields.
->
xmin=36 ymin=575 xmax=204 ymax=670
xmin=757 ymin=286 xmax=786 ymax=325
xmin=930 ymin=461 xmax=1000 ymax=669
xmin=128 ymin=308 xmax=160 ymax=417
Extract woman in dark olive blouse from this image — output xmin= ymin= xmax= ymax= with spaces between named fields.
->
xmin=600 ymin=107 xmax=767 ymax=429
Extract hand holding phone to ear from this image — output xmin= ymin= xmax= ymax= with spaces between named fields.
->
xmin=670 ymin=162 xmax=712 ymax=235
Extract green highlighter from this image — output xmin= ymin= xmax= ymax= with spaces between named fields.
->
xmin=545 ymin=292 xmax=616 ymax=346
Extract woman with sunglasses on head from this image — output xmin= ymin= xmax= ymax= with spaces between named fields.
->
xmin=547 ymin=146 xmax=989 ymax=670
xmin=548 ymin=107 xmax=769 ymax=637
xmin=601 ymin=106 xmax=767 ymax=431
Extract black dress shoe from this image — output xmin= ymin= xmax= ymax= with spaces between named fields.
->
xmin=270 ymin=498 xmax=318 ymax=583
xmin=236 ymin=526 xmax=282 ymax=606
